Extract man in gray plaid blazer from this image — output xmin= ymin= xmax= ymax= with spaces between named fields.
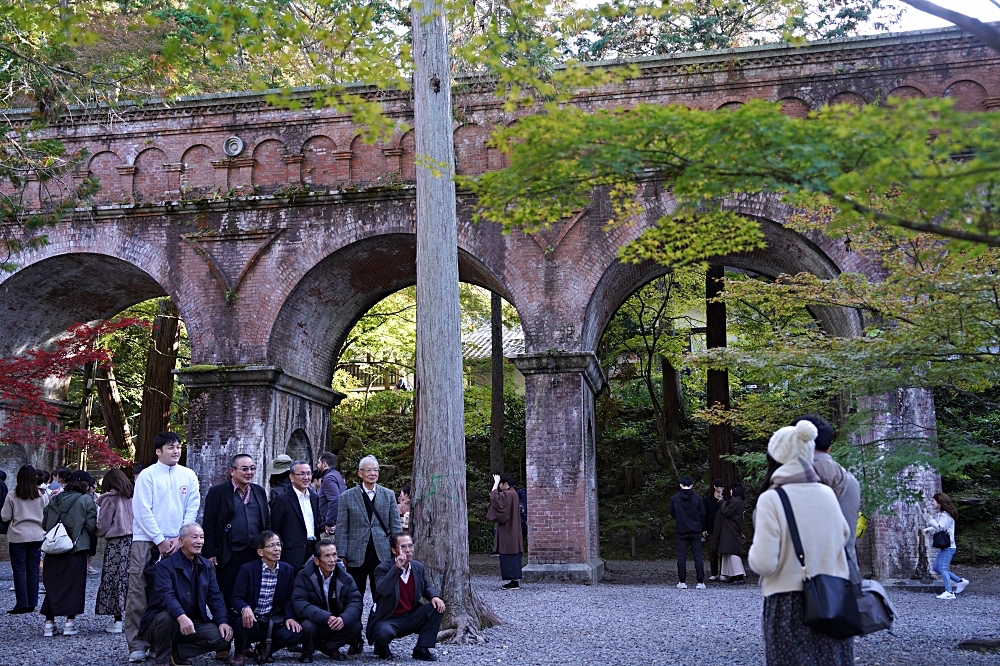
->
xmin=334 ymin=455 xmax=400 ymax=654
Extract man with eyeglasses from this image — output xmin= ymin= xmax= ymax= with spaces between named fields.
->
xmin=291 ymin=540 xmax=363 ymax=662
xmin=203 ymin=454 xmax=270 ymax=638
xmin=334 ymin=455 xmax=400 ymax=654
xmin=230 ymin=531 xmax=307 ymax=666
xmin=271 ymin=461 xmax=322 ymax=571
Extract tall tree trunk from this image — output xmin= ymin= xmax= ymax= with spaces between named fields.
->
xmin=661 ymin=355 xmax=684 ymax=437
xmin=410 ymin=0 xmax=500 ymax=642
xmin=135 ymin=298 xmax=180 ymax=466
xmin=96 ymin=365 xmax=134 ymax=459
xmin=489 ymin=291 xmax=505 ymax=475
xmin=706 ymin=266 xmax=737 ymax=487
xmin=77 ymin=360 xmax=96 ymax=469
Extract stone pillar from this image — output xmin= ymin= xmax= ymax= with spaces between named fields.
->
xmin=857 ymin=387 xmax=940 ymax=580
xmin=512 ymin=351 xmax=606 ymax=584
xmin=164 ymin=163 xmax=184 ymax=198
xmin=283 ymin=154 xmax=304 ymax=187
xmin=176 ymin=366 xmax=345 ymax=506
xmin=334 ymin=151 xmax=352 ymax=185
xmin=116 ymin=166 xmax=136 ymax=202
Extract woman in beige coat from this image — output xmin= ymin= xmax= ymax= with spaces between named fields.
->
xmin=1 ymin=465 xmax=49 ymax=614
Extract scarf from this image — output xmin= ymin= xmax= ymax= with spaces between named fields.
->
xmin=769 ymin=458 xmax=821 ymax=490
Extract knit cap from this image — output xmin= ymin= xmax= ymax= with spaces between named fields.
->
xmin=767 ymin=420 xmax=818 ymax=465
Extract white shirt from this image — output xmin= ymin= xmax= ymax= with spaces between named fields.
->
xmin=364 ymin=485 xmax=377 ymax=502
xmin=132 ymin=461 xmax=200 ymax=544
xmin=399 ymin=565 xmax=411 ymax=584
xmin=295 ymin=487 xmax=316 ymax=539
xmin=321 ymin=569 xmax=334 ymax=605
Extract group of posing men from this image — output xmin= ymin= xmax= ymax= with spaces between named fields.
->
xmin=124 ymin=432 xmax=445 ymax=666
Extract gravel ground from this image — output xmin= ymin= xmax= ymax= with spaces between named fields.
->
xmin=0 ymin=555 xmax=997 ymax=666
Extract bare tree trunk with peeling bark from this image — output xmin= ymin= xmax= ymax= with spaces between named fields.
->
xmin=96 ymin=365 xmax=134 ymax=459
xmin=410 ymin=0 xmax=501 ymax=642
xmin=135 ymin=298 xmax=180 ymax=466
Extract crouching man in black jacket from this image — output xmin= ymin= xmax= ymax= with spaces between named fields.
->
xmin=290 ymin=540 xmax=362 ymax=662
xmin=138 ymin=524 xmax=233 ymax=666
xmin=230 ymin=531 xmax=308 ymax=665
xmin=367 ymin=534 xmax=445 ymax=661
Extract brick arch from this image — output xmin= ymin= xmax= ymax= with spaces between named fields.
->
xmin=888 ymin=85 xmax=925 ymax=100
xmin=133 ymin=147 xmax=168 ymax=202
xmin=180 ymin=144 xmax=217 ymax=197
xmin=301 ymin=135 xmax=339 ymax=189
xmin=778 ymin=96 xmax=811 ymax=118
xmin=716 ymin=101 xmax=744 ymax=111
xmin=251 ymin=139 xmax=287 ymax=194
xmin=943 ymin=79 xmax=989 ymax=112
xmin=87 ymin=151 xmax=124 ymax=204
xmin=454 ymin=123 xmax=489 ymax=175
xmin=350 ymin=134 xmax=387 ymax=186
xmin=830 ymin=91 xmax=866 ymax=107
xmin=266 ymin=232 xmax=518 ymax=387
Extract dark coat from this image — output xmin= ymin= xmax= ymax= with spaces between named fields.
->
xmin=231 ymin=559 xmax=296 ymax=622
xmin=42 ymin=490 xmax=97 ymax=553
xmin=203 ymin=481 xmax=270 ymax=567
xmin=290 ymin=559 xmax=363 ymax=628
xmin=487 ymin=488 xmax=523 ymax=554
xmin=702 ymin=493 xmax=721 ymax=536
xmin=139 ymin=550 xmax=229 ymax=634
xmin=669 ymin=489 xmax=705 ymax=535
xmin=713 ymin=497 xmax=744 ymax=555
xmin=270 ymin=487 xmax=322 ymax=570
xmin=367 ymin=559 xmax=439 ymax=641
xmin=319 ymin=469 xmax=347 ymax=530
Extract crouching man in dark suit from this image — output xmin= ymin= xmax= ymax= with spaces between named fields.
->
xmin=230 ymin=531 xmax=308 ymax=666
xmin=368 ymin=534 xmax=445 ymax=661
xmin=139 ymin=524 xmax=233 ymax=666
xmin=291 ymin=540 xmax=363 ymax=662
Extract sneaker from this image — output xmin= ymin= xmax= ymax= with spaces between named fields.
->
xmin=88 ymin=566 xmax=99 ymax=576
xmin=696 ymin=583 xmax=707 ymax=589
xmin=43 ymin=621 xmax=55 ymax=637
xmin=129 ymin=650 xmax=148 ymax=662
xmin=501 ymin=580 xmax=520 ymax=590
xmin=719 ymin=575 xmax=730 ymax=582
xmin=676 ymin=582 xmax=687 ymax=589
xmin=63 ymin=619 xmax=79 ymax=636
xmin=708 ymin=576 xmax=719 ymax=581
xmin=937 ymin=591 xmax=956 ymax=600
xmin=955 ymin=579 xmax=970 ymax=594
xmin=106 ymin=620 xmax=124 ymax=634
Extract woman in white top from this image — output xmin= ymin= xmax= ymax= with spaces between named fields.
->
xmin=923 ymin=492 xmax=968 ymax=599
xmin=1 ymin=465 xmax=49 ymax=614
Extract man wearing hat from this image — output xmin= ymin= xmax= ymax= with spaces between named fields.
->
xmin=268 ymin=455 xmax=293 ymax=508
xmin=702 ymin=479 xmax=726 ymax=581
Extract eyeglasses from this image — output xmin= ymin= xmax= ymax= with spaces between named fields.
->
xmin=360 ymin=468 xmax=379 ymax=474
xmin=397 ymin=543 xmax=415 ymax=550
xmin=234 ymin=466 xmax=257 ymax=473
xmin=263 ymin=542 xmax=283 ymax=549
xmin=291 ymin=471 xmax=312 ymax=478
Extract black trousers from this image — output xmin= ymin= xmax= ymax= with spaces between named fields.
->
xmin=234 ymin=617 xmax=309 ymax=655
xmin=299 ymin=619 xmax=362 ymax=655
xmin=347 ymin=538 xmax=381 ymax=599
xmin=676 ymin=534 xmax=704 ymax=584
xmin=370 ymin=604 xmax=442 ymax=652
xmin=709 ymin=545 xmax=720 ymax=577
xmin=216 ymin=548 xmax=260 ymax=610
xmin=141 ymin=610 xmax=230 ymax=664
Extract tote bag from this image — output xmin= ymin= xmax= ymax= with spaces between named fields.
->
xmin=41 ymin=495 xmax=83 ymax=555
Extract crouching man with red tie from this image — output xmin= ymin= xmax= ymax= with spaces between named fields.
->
xmin=367 ymin=534 xmax=445 ymax=661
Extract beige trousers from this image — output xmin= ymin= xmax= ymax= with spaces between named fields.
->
xmin=123 ymin=539 xmax=156 ymax=653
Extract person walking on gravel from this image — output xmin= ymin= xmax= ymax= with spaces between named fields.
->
xmin=670 ymin=475 xmax=706 ymax=590
xmin=749 ymin=420 xmax=853 ymax=666
xmin=715 ymin=484 xmax=746 ymax=584
xmin=95 ymin=468 xmax=135 ymax=634
xmin=923 ymin=492 xmax=968 ymax=600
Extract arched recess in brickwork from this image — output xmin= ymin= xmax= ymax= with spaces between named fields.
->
xmin=778 ymin=97 xmax=811 ymax=118
xmin=830 ymin=91 xmax=866 ymax=107
xmin=943 ymin=79 xmax=988 ymax=112
xmin=0 ymin=253 xmax=169 ymax=358
xmin=399 ymin=130 xmax=416 ymax=182
xmin=286 ymin=428 xmax=313 ymax=465
xmin=888 ymin=85 xmax=925 ymax=100
xmin=252 ymin=139 xmax=287 ymax=194
xmin=716 ymin=101 xmax=743 ymax=111
xmin=87 ymin=151 xmax=124 ymax=204
xmin=350 ymin=135 xmax=387 ymax=186
xmin=133 ymin=148 xmax=168 ymax=202
xmin=301 ymin=135 xmax=339 ymax=189
xmin=266 ymin=233 xmax=517 ymax=387
xmin=454 ymin=123 xmax=489 ymax=175
xmin=180 ymin=144 xmax=217 ymax=197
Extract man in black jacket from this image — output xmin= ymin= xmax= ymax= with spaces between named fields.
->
xmin=139 ymin=524 xmax=233 ymax=666
xmin=271 ymin=461 xmax=322 ymax=571
xmin=203 ymin=455 xmax=270 ymax=611
xmin=702 ymin=479 xmax=726 ymax=581
xmin=367 ymin=534 xmax=445 ymax=662
xmin=230 ymin=531 xmax=308 ymax=666
xmin=669 ymin=475 xmax=706 ymax=590
xmin=290 ymin=540 xmax=363 ymax=662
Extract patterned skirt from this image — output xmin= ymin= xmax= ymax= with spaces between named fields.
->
xmin=95 ymin=534 xmax=132 ymax=616
xmin=763 ymin=591 xmax=854 ymax=666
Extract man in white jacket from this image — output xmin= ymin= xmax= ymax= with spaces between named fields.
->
xmin=124 ymin=432 xmax=201 ymax=663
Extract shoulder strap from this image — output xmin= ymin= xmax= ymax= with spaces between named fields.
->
xmin=371 ymin=500 xmax=390 ymax=537
xmin=774 ymin=487 xmax=809 ymax=579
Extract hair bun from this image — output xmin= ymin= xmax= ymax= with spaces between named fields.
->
xmin=795 ymin=420 xmax=818 ymax=442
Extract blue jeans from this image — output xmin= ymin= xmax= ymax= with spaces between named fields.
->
xmin=933 ymin=547 xmax=961 ymax=592
xmin=9 ymin=541 xmax=42 ymax=610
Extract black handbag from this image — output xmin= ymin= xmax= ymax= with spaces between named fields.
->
xmin=775 ymin=487 xmax=864 ymax=639
xmin=855 ymin=579 xmax=896 ymax=635
xmin=931 ymin=530 xmax=951 ymax=549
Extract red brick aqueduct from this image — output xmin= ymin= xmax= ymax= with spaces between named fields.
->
xmin=1 ymin=26 xmax=996 ymax=583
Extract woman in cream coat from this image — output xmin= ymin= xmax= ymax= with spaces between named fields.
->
xmin=749 ymin=420 xmax=853 ymax=666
